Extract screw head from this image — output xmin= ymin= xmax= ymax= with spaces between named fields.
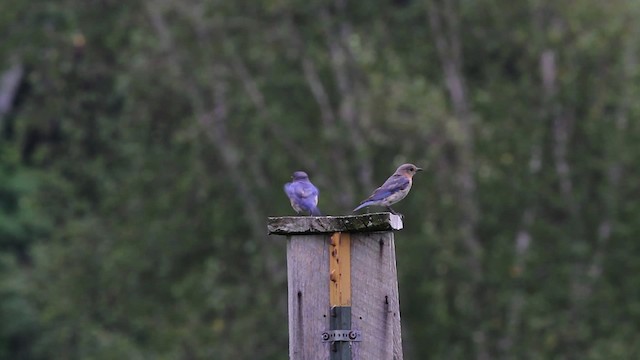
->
xmin=348 ymin=331 xmax=358 ymax=340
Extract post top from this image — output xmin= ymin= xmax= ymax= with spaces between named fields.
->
xmin=267 ymin=212 xmax=403 ymax=235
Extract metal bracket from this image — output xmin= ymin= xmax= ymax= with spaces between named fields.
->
xmin=321 ymin=330 xmax=362 ymax=343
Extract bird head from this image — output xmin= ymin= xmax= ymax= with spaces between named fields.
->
xmin=395 ymin=163 xmax=423 ymax=178
xmin=291 ymin=171 xmax=310 ymax=181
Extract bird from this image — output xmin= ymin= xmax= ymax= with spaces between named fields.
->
xmin=284 ymin=171 xmax=322 ymax=216
xmin=353 ymin=163 xmax=422 ymax=217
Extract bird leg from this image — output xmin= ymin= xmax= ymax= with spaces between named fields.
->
xmin=386 ymin=206 xmax=403 ymax=218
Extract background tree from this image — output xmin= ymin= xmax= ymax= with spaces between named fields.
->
xmin=1 ymin=0 xmax=640 ymax=359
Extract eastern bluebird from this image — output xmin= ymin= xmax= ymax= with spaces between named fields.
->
xmin=284 ymin=171 xmax=322 ymax=216
xmin=352 ymin=163 xmax=422 ymax=216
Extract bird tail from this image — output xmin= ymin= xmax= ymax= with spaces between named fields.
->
xmin=352 ymin=201 xmax=371 ymax=213
xmin=311 ymin=207 xmax=322 ymax=216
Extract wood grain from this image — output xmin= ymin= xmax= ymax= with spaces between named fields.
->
xmin=287 ymin=234 xmax=330 ymax=360
xmin=351 ymin=232 xmax=403 ymax=360
xmin=329 ymin=232 xmax=351 ymax=307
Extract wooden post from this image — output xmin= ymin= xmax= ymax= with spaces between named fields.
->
xmin=268 ymin=213 xmax=404 ymax=360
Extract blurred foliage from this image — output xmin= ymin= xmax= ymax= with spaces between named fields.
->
xmin=1 ymin=0 xmax=640 ymax=359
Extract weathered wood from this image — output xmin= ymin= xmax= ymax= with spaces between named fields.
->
xmin=268 ymin=213 xmax=403 ymax=235
xmin=351 ymin=232 xmax=403 ymax=360
xmin=329 ymin=232 xmax=351 ymax=307
xmin=280 ymin=213 xmax=404 ymax=360
xmin=287 ymin=234 xmax=331 ymax=360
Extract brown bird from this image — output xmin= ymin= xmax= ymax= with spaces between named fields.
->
xmin=353 ymin=163 xmax=422 ymax=217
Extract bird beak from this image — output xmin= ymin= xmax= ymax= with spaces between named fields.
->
xmin=416 ymin=167 xmax=423 ymax=172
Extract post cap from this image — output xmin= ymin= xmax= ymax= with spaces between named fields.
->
xmin=267 ymin=212 xmax=403 ymax=235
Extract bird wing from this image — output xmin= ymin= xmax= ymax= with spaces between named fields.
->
xmin=364 ymin=175 xmax=410 ymax=202
xmin=285 ymin=181 xmax=318 ymax=200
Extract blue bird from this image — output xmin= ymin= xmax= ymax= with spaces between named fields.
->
xmin=284 ymin=171 xmax=322 ymax=216
xmin=353 ymin=163 xmax=422 ymax=216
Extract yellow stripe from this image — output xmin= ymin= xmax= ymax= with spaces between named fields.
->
xmin=329 ymin=232 xmax=351 ymax=306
